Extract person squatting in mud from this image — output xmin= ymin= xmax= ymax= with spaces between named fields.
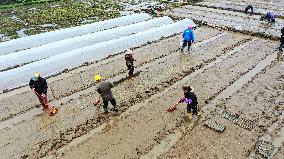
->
xmin=29 ymin=72 xmax=49 ymax=109
xmin=244 ymin=5 xmax=254 ymax=14
xmin=261 ymin=11 xmax=276 ymax=23
xmin=94 ymin=75 xmax=118 ymax=114
xmin=280 ymin=27 xmax=284 ymax=51
xmin=181 ymin=25 xmax=195 ymax=53
xmin=168 ymin=86 xmax=198 ymax=121
xmin=125 ymin=49 xmax=136 ymax=77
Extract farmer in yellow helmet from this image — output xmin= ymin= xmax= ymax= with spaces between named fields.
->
xmin=29 ymin=72 xmax=49 ymax=109
xmin=94 ymin=74 xmax=118 ymax=114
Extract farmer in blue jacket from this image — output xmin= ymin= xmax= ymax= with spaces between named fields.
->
xmin=181 ymin=25 xmax=195 ymax=53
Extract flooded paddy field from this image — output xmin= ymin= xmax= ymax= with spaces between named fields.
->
xmin=0 ymin=1 xmax=283 ymax=159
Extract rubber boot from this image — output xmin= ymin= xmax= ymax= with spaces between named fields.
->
xmin=188 ymin=112 xmax=193 ymax=121
xmin=111 ymin=106 xmax=118 ymax=112
xmin=103 ymin=108 xmax=109 ymax=114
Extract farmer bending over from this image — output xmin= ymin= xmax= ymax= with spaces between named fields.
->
xmin=244 ymin=5 xmax=253 ymax=14
xmin=168 ymin=86 xmax=198 ymax=121
xmin=95 ymin=75 xmax=118 ymax=114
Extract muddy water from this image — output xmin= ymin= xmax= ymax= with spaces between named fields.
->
xmin=0 ymin=27 xmax=221 ymax=123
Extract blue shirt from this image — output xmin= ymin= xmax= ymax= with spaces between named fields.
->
xmin=183 ymin=29 xmax=194 ymax=42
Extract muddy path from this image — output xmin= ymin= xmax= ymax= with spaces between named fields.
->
xmin=165 ymin=5 xmax=283 ymax=39
xmin=50 ymin=35 xmax=280 ymax=159
xmin=196 ymin=0 xmax=284 ymax=18
xmin=0 ymin=27 xmax=221 ymax=123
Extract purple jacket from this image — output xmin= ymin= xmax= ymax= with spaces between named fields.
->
xmin=178 ymin=97 xmax=193 ymax=105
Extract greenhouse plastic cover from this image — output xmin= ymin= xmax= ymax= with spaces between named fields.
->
xmin=0 ymin=13 xmax=151 ymax=56
xmin=0 ymin=19 xmax=195 ymax=93
xmin=0 ymin=17 xmax=173 ymax=71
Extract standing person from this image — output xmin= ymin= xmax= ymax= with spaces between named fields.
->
xmin=181 ymin=25 xmax=195 ymax=53
xmin=280 ymin=27 xmax=284 ymax=51
xmin=150 ymin=7 xmax=157 ymax=17
xmin=244 ymin=5 xmax=253 ymax=14
xmin=125 ymin=49 xmax=135 ymax=77
xmin=95 ymin=75 xmax=118 ymax=114
xmin=29 ymin=72 xmax=48 ymax=109
xmin=167 ymin=86 xmax=198 ymax=121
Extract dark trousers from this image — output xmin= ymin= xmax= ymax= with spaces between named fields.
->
xmin=266 ymin=16 xmax=275 ymax=23
xmin=187 ymin=104 xmax=198 ymax=115
xmin=280 ymin=36 xmax=284 ymax=51
xmin=103 ymin=98 xmax=117 ymax=110
xmin=269 ymin=18 xmax=276 ymax=23
xmin=181 ymin=40 xmax=192 ymax=51
xmin=280 ymin=43 xmax=284 ymax=51
xmin=127 ymin=65 xmax=134 ymax=76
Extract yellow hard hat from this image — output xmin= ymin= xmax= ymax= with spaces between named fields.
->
xmin=33 ymin=72 xmax=40 ymax=80
xmin=94 ymin=74 xmax=102 ymax=81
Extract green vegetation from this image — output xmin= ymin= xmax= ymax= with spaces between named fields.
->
xmin=0 ymin=0 xmax=120 ymax=41
xmin=0 ymin=0 xmax=59 ymax=9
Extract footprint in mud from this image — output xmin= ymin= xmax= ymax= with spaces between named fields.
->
xmin=102 ymin=116 xmax=119 ymax=133
xmin=178 ymin=116 xmax=200 ymax=137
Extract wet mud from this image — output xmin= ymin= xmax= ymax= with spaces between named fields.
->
xmin=161 ymin=57 xmax=284 ymax=159
xmin=196 ymin=0 xmax=284 ymax=18
xmin=1 ymin=2 xmax=284 ymax=159
xmin=37 ymin=35 xmax=278 ymax=159
xmin=0 ymin=27 xmax=220 ymax=123
xmin=165 ymin=5 xmax=283 ymax=39
xmin=0 ymin=27 xmax=228 ymax=158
